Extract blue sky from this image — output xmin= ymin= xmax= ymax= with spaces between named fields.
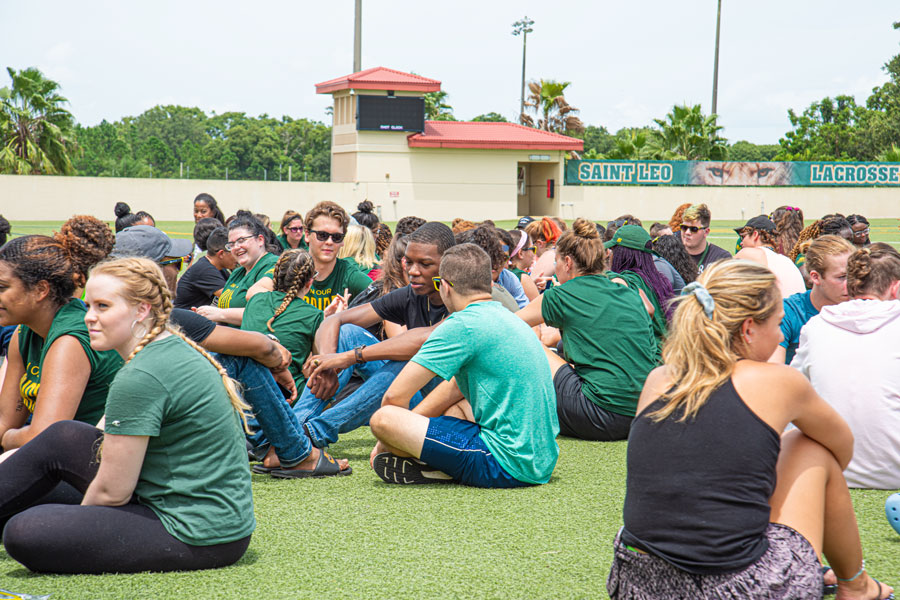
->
xmin=2 ymin=0 xmax=897 ymax=144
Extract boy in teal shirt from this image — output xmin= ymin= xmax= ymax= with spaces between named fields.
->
xmin=369 ymin=243 xmax=559 ymax=487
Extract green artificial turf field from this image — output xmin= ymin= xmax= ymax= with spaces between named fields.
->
xmin=0 ymin=429 xmax=897 ymax=599
xmin=2 ymin=219 xmax=899 ymax=597
xmin=9 ymin=218 xmax=900 ymax=251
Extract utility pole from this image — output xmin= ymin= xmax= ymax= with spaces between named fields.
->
xmin=711 ymin=0 xmax=722 ymax=115
xmin=353 ymin=0 xmax=362 ymax=72
xmin=512 ymin=16 xmax=534 ymax=124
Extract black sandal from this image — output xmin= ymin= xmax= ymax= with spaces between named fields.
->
xmin=269 ymin=450 xmax=351 ymax=479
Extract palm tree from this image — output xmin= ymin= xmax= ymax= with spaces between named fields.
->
xmin=423 ymin=91 xmax=455 ymax=121
xmin=876 ymin=144 xmax=900 ymax=162
xmin=606 ymin=130 xmax=653 ymax=159
xmin=648 ymin=104 xmax=727 ymax=160
xmin=0 ymin=67 xmax=78 ymax=174
xmin=521 ymin=79 xmax=584 ymax=135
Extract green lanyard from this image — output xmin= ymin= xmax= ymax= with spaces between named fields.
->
xmin=696 ymin=243 xmax=712 ymax=273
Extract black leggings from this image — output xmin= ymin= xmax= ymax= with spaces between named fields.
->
xmin=0 ymin=420 xmax=250 ymax=574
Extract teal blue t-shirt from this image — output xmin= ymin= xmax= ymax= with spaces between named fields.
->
xmin=411 ymin=301 xmax=559 ymax=484
xmin=780 ymin=289 xmax=818 ymax=364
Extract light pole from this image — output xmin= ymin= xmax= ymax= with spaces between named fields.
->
xmin=512 ymin=16 xmax=534 ymax=124
xmin=711 ymin=0 xmax=722 ymax=115
xmin=353 ymin=0 xmax=362 ymax=72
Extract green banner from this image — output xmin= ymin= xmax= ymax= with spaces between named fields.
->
xmin=566 ymin=160 xmax=900 ymax=187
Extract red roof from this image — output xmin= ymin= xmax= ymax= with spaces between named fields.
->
xmin=316 ymin=67 xmax=441 ymax=94
xmin=407 ymin=121 xmax=583 ymax=151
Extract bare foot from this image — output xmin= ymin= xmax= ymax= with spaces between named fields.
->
xmin=261 ymin=446 xmax=281 ymax=469
xmin=836 ymin=573 xmax=894 ymax=600
xmin=281 ymin=447 xmax=350 ymax=473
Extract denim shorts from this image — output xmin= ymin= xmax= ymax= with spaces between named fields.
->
xmin=419 ymin=416 xmax=531 ymax=489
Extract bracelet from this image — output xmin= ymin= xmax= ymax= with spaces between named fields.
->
xmin=354 ymin=345 xmax=366 ymax=364
xmin=836 ymin=559 xmax=865 ymax=582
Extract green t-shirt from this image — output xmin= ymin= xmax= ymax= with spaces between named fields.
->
xmin=509 ymin=267 xmax=527 ymax=281
xmin=17 ymin=299 xmax=123 ymax=425
xmin=242 ymin=291 xmax=324 ymax=388
xmin=217 ymin=252 xmax=278 ymax=310
xmin=303 ymin=258 xmax=371 ymax=311
xmin=412 ymin=301 xmax=559 ymax=484
xmin=104 ymin=335 xmax=255 ymax=546
xmin=607 ymin=270 xmax=667 ymax=357
xmin=343 ymin=256 xmax=375 ymax=275
xmin=541 ymin=274 xmax=656 ymax=417
xmin=277 ymin=233 xmax=308 ymax=252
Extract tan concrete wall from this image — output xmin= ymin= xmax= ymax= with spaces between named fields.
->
xmin=559 ymin=185 xmax=900 ymax=221
xmin=0 ymin=175 xmax=361 ymax=222
xmin=0 ymin=174 xmax=516 ymax=223
xmin=5 ymin=174 xmax=899 ymax=224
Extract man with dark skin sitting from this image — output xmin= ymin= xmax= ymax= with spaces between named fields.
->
xmin=252 ymin=223 xmax=457 ymax=475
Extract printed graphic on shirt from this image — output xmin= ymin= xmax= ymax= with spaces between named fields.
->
xmin=19 ymin=361 xmax=40 ymax=412
xmin=304 ymin=286 xmax=338 ymax=311
xmin=218 ymin=284 xmax=238 ymax=308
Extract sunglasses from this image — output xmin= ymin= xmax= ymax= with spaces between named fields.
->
xmin=159 ymin=257 xmax=184 ymax=270
xmin=224 ymin=235 xmax=259 ymax=252
xmin=309 ymin=229 xmax=345 ymax=243
xmin=853 ymin=228 xmax=870 ymax=237
xmin=607 ymin=219 xmax=626 ymax=228
xmin=432 ymin=277 xmax=454 ymax=292
xmin=285 ymin=226 xmax=304 ymax=233
xmin=682 ymin=226 xmax=707 ymax=234
xmin=525 ymin=245 xmax=537 ymax=253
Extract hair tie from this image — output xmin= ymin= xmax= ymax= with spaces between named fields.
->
xmin=681 ymin=282 xmax=715 ymax=319
xmin=510 ymin=234 xmax=527 ymax=258
xmin=501 ymin=244 xmax=510 ymax=253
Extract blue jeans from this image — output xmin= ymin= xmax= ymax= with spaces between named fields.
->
xmin=292 ymin=324 xmax=433 ymax=452
xmin=214 ymin=354 xmax=309 ymax=467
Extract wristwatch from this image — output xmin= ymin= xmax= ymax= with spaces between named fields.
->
xmin=354 ymin=345 xmax=367 ymax=364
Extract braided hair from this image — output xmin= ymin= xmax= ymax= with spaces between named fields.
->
xmin=847 ymin=214 xmax=871 ymax=246
xmin=770 ymin=206 xmax=804 ymax=256
xmin=90 ymin=257 xmax=251 ymax=431
xmin=0 ymin=216 xmax=114 ymax=307
xmin=609 ymin=243 xmax=676 ymax=321
xmin=373 ymin=222 xmax=393 ymax=257
xmin=790 ymin=215 xmax=852 ymax=261
xmin=267 ymin=249 xmax=316 ymax=333
xmin=847 ymin=242 xmax=900 ymax=297
xmin=0 ymin=214 xmax=10 ymax=247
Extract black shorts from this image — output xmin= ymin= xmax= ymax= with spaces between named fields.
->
xmin=554 ymin=364 xmax=632 ymax=441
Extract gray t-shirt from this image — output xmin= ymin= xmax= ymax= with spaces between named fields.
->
xmin=491 ymin=283 xmax=520 ymax=312
xmin=653 ymin=255 xmax=685 ymax=294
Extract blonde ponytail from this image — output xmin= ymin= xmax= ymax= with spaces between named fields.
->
xmin=653 ymin=260 xmax=779 ymax=421
xmin=90 ymin=257 xmax=251 ymax=432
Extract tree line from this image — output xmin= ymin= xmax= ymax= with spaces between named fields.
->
xmin=2 ymin=21 xmax=899 ymax=178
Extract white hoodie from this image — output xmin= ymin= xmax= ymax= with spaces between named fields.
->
xmin=791 ymin=299 xmax=900 ymax=489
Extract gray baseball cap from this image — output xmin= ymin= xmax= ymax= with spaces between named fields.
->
xmin=112 ymin=225 xmax=194 ymax=262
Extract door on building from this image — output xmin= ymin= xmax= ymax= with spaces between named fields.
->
xmin=517 ymin=161 xmax=560 ymax=217
xmin=516 ymin=164 xmax=529 ymax=215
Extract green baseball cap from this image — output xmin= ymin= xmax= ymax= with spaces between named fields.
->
xmin=604 ymin=224 xmax=653 ymax=252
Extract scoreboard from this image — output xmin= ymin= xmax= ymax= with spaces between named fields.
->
xmin=357 ymin=95 xmax=425 ymax=132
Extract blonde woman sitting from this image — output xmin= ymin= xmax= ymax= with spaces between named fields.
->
xmin=0 ymin=258 xmax=255 ymax=574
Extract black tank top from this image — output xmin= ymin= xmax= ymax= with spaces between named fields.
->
xmin=620 ymin=378 xmax=781 ymax=575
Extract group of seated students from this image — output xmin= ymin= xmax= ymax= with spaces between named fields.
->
xmin=0 ymin=197 xmax=893 ymax=598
